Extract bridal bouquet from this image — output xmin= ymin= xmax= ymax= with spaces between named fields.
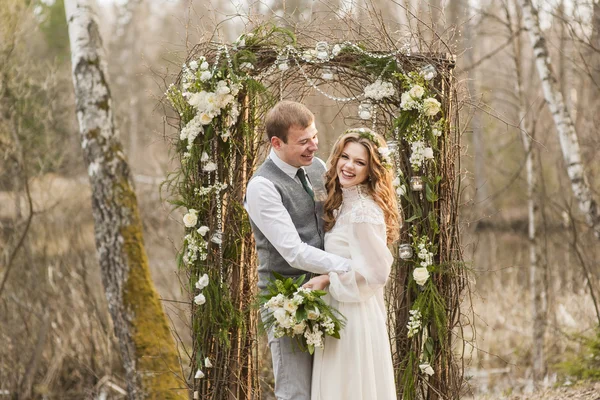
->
xmin=259 ymin=273 xmax=346 ymax=354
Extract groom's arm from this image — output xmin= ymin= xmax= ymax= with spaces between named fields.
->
xmin=245 ymin=177 xmax=351 ymax=274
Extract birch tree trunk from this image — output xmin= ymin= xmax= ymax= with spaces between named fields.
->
xmin=519 ymin=0 xmax=600 ymax=239
xmin=64 ymin=1 xmax=182 ymax=398
xmin=510 ymin=2 xmax=546 ymax=382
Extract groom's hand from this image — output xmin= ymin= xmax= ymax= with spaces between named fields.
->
xmin=302 ymin=274 xmax=330 ymax=291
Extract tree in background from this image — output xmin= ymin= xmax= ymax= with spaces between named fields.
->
xmin=64 ymin=0 xmax=183 ymax=397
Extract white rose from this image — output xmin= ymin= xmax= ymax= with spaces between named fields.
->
xmin=273 ymin=308 xmax=288 ymax=324
xmin=200 ymin=61 xmax=209 ymax=70
xmin=422 ymin=97 xmax=441 ymax=116
xmin=306 ymin=307 xmax=320 ymax=320
xmin=199 ymin=113 xmax=213 ymax=125
xmin=280 ymin=316 xmax=295 ymax=329
xmin=187 ymin=92 xmax=203 ymax=108
xmin=216 ymin=81 xmax=230 ymax=95
xmin=423 ymin=147 xmax=434 ymax=159
xmin=195 ymin=369 xmax=205 ymax=379
xmin=194 ymin=293 xmax=206 ymax=305
xmin=419 ymin=363 xmax=435 ymax=376
xmin=183 ymin=210 xmax=198 ymax=228
xmin=409 ymin=85 xmax=425 ymax=99
xmin=292 ymin=321 xmax=307 ymax=335
xmin=203 ymin=162 xmax=217 ymax=172
xmin=396 ymin=185 xmax=406 ymax=197
xmin=197 ymin=226 xmax=209 ymax=236
xmin=283 ymin=299 xmax=298 ymax=314
xmin=204 ymin=357 xmax=212 ymax=368
xmin=189 ymin=60 xmax=198 ymax=70
xmin=195 ymin=273 xmax=209 ymax=290
xmin=413 ymin=267 xmax=430 ymax=286
xmin=200 ymin=70 xmax=212 ymax=82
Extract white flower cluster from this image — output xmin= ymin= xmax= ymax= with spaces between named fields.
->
xmin=409 ymin=141 xmax=434 ymax=171
xmin=194 ymin=273 xmax=209 ymax=305
xmin=364 ymin=80 xmax=395 ymax=101
xmin=194 ymin=182 xmax=228 ymax=198
xmin=413 ymin=238 xmax=433 ymax=286
xmin=407 ymin=309 xmax=422 ymax=338
xmin=392 ymin=175 xmax=406 ymax=197
xmin=377 ymin=146 xmax=393 ymax=169
xmin=183 ymin=233 xmax=208 ymax=265
xmin=400 ymin=82 xmax=441 ymax=118
xmin=304 ymin=324 xmax=324 ymax=348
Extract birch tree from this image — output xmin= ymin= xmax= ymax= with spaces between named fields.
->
xmin=507 ymin=1 xmax=546 ymax=383
xmin=519 ymin=0 xmax=600 ymax=239
xmin=64 ymin=0 xmax=182 ymax=398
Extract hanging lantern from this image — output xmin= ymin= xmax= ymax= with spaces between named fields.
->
xmin=321 ymin=66 xmax=334 ymax=80
xmin=315 ymin=41 xmax=330 ymax=61
xmin=358 ymin=101 xmax=373 ymax=120
xmin=410 ymin=176 xmax=424 ymax=191
xmin=419 ymin=64 xmax=437 ymax=81
xmin=399 ymin=244 xmax=413 ymax=259
xmin=277 ymin=53 xmax=289 ymax=71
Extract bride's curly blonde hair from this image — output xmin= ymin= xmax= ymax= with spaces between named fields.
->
xmin=323 ymin=128 xmax=400 ymax=244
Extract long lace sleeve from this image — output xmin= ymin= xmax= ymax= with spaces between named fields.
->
xmin=328 ymin=200 xmax=393 ymax=302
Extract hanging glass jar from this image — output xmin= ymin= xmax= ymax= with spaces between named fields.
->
xmin=419 ymin=64 xmax=437 ymax=81
xmin=399 ymin=244 xmax=413 ymax=259
xmin=315 ymin=41 xmax=329 ymax=61
xmin=410 ymin=176 xmax=424 ymax=191
xmin=321 ymin=66 xmax=334 ymax=80
xmin=358 ymin=101 xmax=373 ymax=120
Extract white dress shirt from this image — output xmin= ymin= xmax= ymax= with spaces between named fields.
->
xmin=245 ymin=149 xmax=351 ymax=274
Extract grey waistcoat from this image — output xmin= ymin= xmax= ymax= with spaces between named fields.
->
xmin=249 ymin=158 xmax=326 ymax=290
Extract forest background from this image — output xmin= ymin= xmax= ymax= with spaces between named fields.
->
xmin=1 ymin=0 xmax=600 ymax=398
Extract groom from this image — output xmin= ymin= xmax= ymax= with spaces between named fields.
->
xmin=245 ymin=100 xmax=350 ymax=400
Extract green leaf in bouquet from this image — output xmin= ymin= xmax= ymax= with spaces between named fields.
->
xmin=307 ymin=344 xmax=315 ymax=355
xmin=296 ymin=307 xmax=307 ymax=322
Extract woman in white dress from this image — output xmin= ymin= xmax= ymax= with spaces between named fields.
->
xmin=304 ymin=128 xmax=400 ymax=400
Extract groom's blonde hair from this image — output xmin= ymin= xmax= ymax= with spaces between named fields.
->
xmin=266 ymin=100 xmax=314 ymax=143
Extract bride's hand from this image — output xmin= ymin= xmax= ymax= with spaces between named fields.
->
xmin=302 ymin=275 xmax=330 ymax=291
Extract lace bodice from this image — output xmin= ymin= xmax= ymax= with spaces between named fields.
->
xmin=335 ymin=185 xmax=385 ymax=226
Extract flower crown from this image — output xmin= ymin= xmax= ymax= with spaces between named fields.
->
xmin=344 ymin=127 xmax=393 ymax=169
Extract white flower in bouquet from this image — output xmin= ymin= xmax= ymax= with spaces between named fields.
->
xmin=283 ymin=298 xmax=298 ymax=314
xmin=364 ymin=80 xmax=395 ymax=101
xmin=195 ymin=369 xmax=205 ymax=379
xmin=321 ymin=316 xmax=335 ymax=335
xmin=400 ymin=91 xmax=419 ymax=110
xmin=230 ymin=83 xmax=242 ymax=96
xmin=419 ymin=363 xmax=435 ymax=376
xmin=413 ymin=267 xmax=430 ymax=286
xmin=183 ymin=209 xmax=198 ymax=228
xmin=195 ymin=273 xmax=209 ymax=290
xmin=280 ymin=315 xmax=295 ymax=329
xmin=273 ymin=308 xmax=288 ymax=324
xmin=423 ymin=97 xmax=441 ymax=116
xmin=194 ymin=293 xmax=206 ymax=305
xmin=409 ymin=85 xmax=425 ymax=99
xmin=204 ymin=357 xmax=212 ymax=368
xmin=200 ymin=61 xmax=209 ymax=70
xmin=189 ymin=60 xmax=198 ymax=70
xmin=292 ymin=321 xmax=307 ymax=335
xmin=292 ymin=293 xmax=304 ymax=305
xmin=203 ymin=162 xmax=217 ymax=172
xmin=423 ymin=147 xmax=434 ymax=159
xmin=304 ymin=325 xmax=324 ymax=347
xmin=307 ymin=307 xmax=320 ymax=320
xmin=200 ymin=70 xmax=212 ymax=82
xmin=197 ymin=226 xmax=209 ymax=236
xmin=273 ymin=326 xmax=285 ymax=338
xmin=216 ymin=94 xmax=234 ymax=109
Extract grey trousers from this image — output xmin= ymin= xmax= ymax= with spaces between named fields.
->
xmin=266 ymin=324 xmax=313 ymax=400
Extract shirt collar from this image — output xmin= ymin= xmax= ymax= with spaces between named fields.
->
xmin=269 ymin=148 xmax=303 ymax=179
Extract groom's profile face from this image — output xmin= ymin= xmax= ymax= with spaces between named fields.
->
xmin=272 ymin=121 xmax=319 ymax=168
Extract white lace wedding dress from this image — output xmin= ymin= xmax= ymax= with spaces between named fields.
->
xmin=311 ymin=185 xmax=396 ymax=400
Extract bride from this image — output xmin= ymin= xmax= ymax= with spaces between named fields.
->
xmin=304 ymin=128 xmax=399 ymax=400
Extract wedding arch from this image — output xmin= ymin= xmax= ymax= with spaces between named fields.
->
xmin=165 ymin=23 xmax=464 ymax=400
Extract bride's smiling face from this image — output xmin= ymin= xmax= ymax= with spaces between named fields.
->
xmin=336 ymin=142 xmax=370 ymax=188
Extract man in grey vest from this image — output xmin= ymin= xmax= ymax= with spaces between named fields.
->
xmin=245 ymin=101 xmax=351 ymax=400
